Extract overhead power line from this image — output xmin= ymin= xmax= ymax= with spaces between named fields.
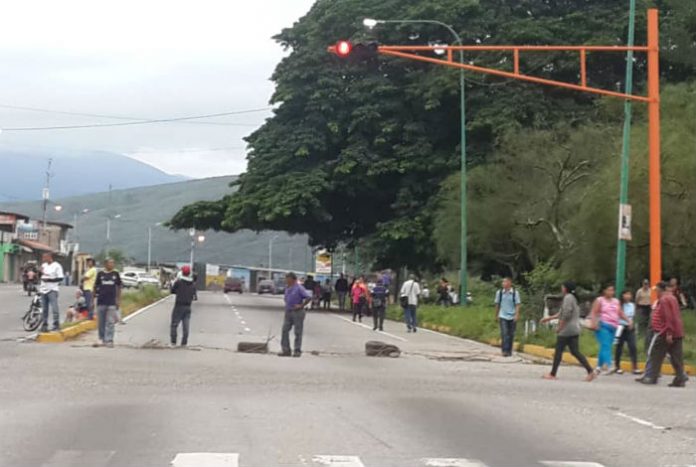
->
xmin=0 ymin=107 xmax=272 ymax=131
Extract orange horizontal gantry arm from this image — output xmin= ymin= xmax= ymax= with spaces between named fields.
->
xmin=328 ymin=43 xmax=652 ymax=103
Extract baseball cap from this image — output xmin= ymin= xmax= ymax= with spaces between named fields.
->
xmin=181 ymin=265 xmax=191 ymax=276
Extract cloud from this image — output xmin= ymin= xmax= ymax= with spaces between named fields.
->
xmin=0 ymin=0 xmax=314 ymax=178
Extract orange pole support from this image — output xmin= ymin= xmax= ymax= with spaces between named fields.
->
xmin=379 ymin=48 xmax=650 ymax=103
xmin=381 ymin=45 xmax=649 ymax=52
xmin=513 ymin=48 xmax=520 ymax=75
xmin=447 ymin=48 xmax=453 ymax=63
xmin=580 ymin=49 xmax=587 ymax=87
xmin=647 ymin=8 xmax=661 ymax=288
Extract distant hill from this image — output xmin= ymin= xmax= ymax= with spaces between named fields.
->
xmin=0 ymin=176 xmax=312 ymax=269
xmin=0 ymin=149 xmax=188 ymax=201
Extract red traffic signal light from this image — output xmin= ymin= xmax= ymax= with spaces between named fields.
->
xmin=335 ymin=40 xmax=352 ymax=57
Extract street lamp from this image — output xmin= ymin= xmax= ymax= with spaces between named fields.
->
xmin=147 ymin=222 xmax=163 ymax=272
xmin=268 ymin=234 xmax=280 ymax=278
xmin=106 ymin=214 xmax=121 ymax=245
xmin=189 ymin=228 xmax=205 ymax=267
xmin=364 ymin=18 xmax=468 ymax=304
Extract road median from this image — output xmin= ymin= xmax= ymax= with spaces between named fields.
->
xmin=37 ymin=286 xmax=169 ymax=343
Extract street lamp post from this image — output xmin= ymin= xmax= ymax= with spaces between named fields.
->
xmin=147 ymin=222 xmax=163 ymax=273
xmin=189 ymin=228 xmax=205 ymax=267
xmin=269 ymin=234 xmax=280 ymax=278
xmin=364 ymin=18 xmax=468 ymax=304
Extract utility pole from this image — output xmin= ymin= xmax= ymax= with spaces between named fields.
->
xmin=147 ymin=226 xmax=152 ymax=273
xmin=41 ymin=158 xmax=53 ymax=230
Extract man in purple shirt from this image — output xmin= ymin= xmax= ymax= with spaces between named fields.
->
xmin=280 ymin=272 xmax=312 ymax=357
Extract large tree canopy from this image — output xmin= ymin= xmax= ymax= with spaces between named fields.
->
xmin=170 ymin=0 xmax=694 ymax=272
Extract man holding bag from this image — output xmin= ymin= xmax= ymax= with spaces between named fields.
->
xmin=400 ymin=274 xmax=421 ymax=332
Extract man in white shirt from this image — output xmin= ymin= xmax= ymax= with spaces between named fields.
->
xmin=39 ymin=252 xmax=64 ymax=332
xmin=399 ymin=274 xmax=422 ymax=332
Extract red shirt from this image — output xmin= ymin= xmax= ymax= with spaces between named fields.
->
xmin=652 ymin=293 xmax=684 ymax=338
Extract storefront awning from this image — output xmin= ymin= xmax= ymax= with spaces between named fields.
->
xmin=15 ymin=239 xmax=58 ymax=254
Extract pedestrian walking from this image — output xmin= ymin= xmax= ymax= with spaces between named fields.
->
xmin=321 ymin=279 xmax=332 ymax=310
xmin=39 ymin=252 xmax=64 ymax=332
xmin=541 ymin=281 xmax=596 ymax=381
xmin=400 ymin=274 xmax=421 ymax=332
xmin=170 ymin=265 xmax=196 ymax=347
xmin=371 ymin=279 xmax=388 ymax=331
xmin=635 ymin=278 xmax=653 ymax=353
xmin=92 ymin=258 xmax=122 ymax=348
xmin=494 ymin=278 xmax=521 ymax=357
xmin=589 ymin=283 xmax=632 ymax=374
xmin=351 ymin=275 xmax=369 ymax=322
xmin=279 ymin=272 xmax=311 ymax=357
xmin=637 ymin=282 xmax=688 ymax=387
xmin=613 ymin=290 xmax=640 ymax=375
xmin=81 ymin=258 xmax=97 ymax=320
xmin=669 ymin=277 xmax=688 ymax=309
xmin=335 ymin=273 xmax=349 ymax=312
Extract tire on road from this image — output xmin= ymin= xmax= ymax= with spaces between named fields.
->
xmin=365 ymin=340 xmax=400 ymax=358
xmin=237 ymin=342 xmax=268 ymax=354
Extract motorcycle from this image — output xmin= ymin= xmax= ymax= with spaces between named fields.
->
xmin=22 ymin=292 xmax=44 ymax=332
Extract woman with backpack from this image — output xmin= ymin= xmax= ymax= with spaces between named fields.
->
xmin=541 ymin=281 xmax=596 ymax=381
xmin=590 ymin=283 xmax=633 ymax=375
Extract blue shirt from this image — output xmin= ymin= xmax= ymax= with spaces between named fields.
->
xmin=495 ymin=288 xmax=521 ymax=320
xmin=620 ymin=302 xmax=635 ymax=325
xmin=284 ymin=283 xmax=311 ymax=312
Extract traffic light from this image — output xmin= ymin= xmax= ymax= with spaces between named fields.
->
xmin=330 ymin=41 xmax=379 ymax=61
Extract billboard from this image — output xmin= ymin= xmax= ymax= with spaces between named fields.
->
xmin=315 ymin=249 xmax=332 ymax=274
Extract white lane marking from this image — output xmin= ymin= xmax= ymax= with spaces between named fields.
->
xmin=423 ymin=459 xmax=487 ymax=467
xmin=42 ymin=449 xmax=115 ymax=466
xmin=244 ymin=327 xmax=251 ymax=332
xmin=122 ymin=295 xmax=172 ymax=323
xmin=330 ymin=314 xmax=407 ymax=342
xmin=541 ymin=462 xmax=605 ymax=467
xmin=614 ymin=411 xmax=667 ymax=430
xmin=313 ymin=455 xmax=365 ymax=466
xmin=240 ymin=320 xmax=246 ymax=324
xmin=171 ymin=452 xmax=239 ymax=466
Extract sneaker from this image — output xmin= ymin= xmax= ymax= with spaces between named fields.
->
xmin=168 ymin=343 xmax=176 ymax=348
xmin=637 ymin=377 xmax=657 ymax=385
xmin=105 ymin=342 xmax=114 ymax=348
xmin=277 ymin=352 xmax=292 ymax=357
xmin=40 ymin=326 xmax=48 ymax=333
xmin=585 ymin=372 xmax=597 ymax=382
xmin=613 ymin=368 xmax=624 ymax=375
xmin=292 ymin=351 xmax=302 ymax=358
xmin=412 ymin=327 xmax=417 ymax=333
xmin=632 ymin=369 xmax=643 ymax=375
xmin=92 ymin=340 xmax=103 ymax=348
xmin=668 ymin=380 xmax=686 ymax=388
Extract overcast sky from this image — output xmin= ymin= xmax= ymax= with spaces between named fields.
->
xmin=0 ymin=0 xmax=315 ymax=177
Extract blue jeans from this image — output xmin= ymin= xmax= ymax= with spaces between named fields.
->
xmin=97 ymin=305 xmax=118 ymax=343
xmin=404 ymin=305 xmax=417 ymax=330
xmin=595 ymin=321 xmax=616 ymax=369
xmin=499 ymin=318 xmax=516 ymax=354
xmin=41 ymin=290 xmax=60 ymax=330
xmin=83 ymin=290 xmax=94 ymax=320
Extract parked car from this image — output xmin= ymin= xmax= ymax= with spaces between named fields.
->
xmin=121 ymin=271 xmax=160 ymax=289
xmin=273 ymin=279 xmax=285 ymax=295
xmin=257 ymin=279 xmax=276 ymax=294
xmin=224 ymin=277 xmax=244 ymax=294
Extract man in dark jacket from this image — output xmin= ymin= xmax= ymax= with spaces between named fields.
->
xmin=170 ymin=265 xmax=196 ymax=347
xmin=334 ymin=273 xmax=349 ymax=311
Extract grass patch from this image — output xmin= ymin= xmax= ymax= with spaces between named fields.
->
xmin=387 ymin=300 xmax=696 ymax=366
xmin=121 ymin=285 xmax=168 ymax=317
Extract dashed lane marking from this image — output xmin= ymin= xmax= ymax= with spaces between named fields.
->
xmin=313 ymin=455 xmax=366 ymax=466
xmin=423 ymin=459 xmax=487 ymax=467
xmin=614 ymin=411 xmax=668 ymax=431
xmin=330 ymin=314 xmax=407 ymax=342
xmin=171 ymin=452 xmax=239 ymax=467
xmin=541 ymin=462 xmax=606 ymax=467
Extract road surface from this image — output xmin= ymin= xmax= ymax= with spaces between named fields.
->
xmin=0 ymin=284 xmax=78 ymax=341
xmin=0 ymin=291 xmax=693 ymax=467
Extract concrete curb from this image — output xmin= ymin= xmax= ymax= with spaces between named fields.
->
xmin=36 ymin=295 xmax=170 ymax=344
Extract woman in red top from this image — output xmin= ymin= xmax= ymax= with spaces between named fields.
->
xmin=351 ymin=276 xmax=369 ymax=323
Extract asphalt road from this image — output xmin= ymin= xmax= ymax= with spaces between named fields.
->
xmin=0 ymin=291 xmax=693 ymax=467
xmin=0 ymin=284 xmax=79 ymax=341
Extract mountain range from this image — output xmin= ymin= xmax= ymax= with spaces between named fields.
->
xmin=0 ymin=149 xmax=188 ymax=201
xmin=0 ymin=176 xmax=313 ymax=270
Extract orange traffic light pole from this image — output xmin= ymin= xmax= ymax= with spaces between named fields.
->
xmin=329 ymin=8 xmax=662 ymax=287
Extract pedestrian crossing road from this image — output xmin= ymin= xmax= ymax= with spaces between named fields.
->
xmin=38 ymin=450 xmax=608 ymax=467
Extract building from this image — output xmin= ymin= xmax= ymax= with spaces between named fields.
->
xmin=0 ymin=211 xmax=74 ymax=283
